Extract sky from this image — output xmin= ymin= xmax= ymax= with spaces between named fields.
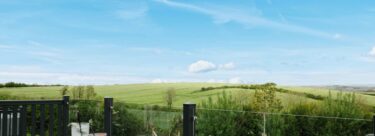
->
xmin=1 ymin=0 xmax=375 ymax=85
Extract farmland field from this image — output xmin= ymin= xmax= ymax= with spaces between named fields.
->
xmin=1 ymin=83 xmax=375 ymax=107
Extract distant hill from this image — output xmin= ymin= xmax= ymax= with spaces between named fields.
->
xmin=1 ymin=83 xmax=375 ymax=107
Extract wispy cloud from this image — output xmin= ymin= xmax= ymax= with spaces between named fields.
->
xmin=116 ymin=7 xmax=148 ymax=20
xmin=219 ymin=62 xmax=236 ymax=70
xmin=128 ymin=47 xmax=193 ymax=56
xmin=155 ymin=0 xmax=337 ymax=39
xmin=129 ymin=47 xmax=164 ymax=54
xmin=369 ymin=46 xmax=375 ymax=57
xmin=0 ymin=45 xmax=15 ymax=49
xmin=0 ymin=71 xmax=149 ymax=85
xmin=0 ymin=41 xmax=65 ymax=64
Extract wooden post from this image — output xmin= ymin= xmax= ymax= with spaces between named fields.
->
xmin=183 ymin=103 xmax=196 ymax=136
xmin=104 ymin=97 xmax=113 ymax=136
xmin=373 ymin=115 xmax=375 ymax=136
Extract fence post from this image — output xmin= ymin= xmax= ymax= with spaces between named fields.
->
xmin=373 ymin=115 xmax=375 ymax=136
xmin=104 ymin=97 xmax=113 ymax=136
xmin=183 ymin=103 xmax=196 ymax=136
xmin=62 ymin=96 xmax=70 ymax=136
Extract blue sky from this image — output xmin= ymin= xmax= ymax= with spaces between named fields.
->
xmin=1 ymin=0 xmax=375 ymax=85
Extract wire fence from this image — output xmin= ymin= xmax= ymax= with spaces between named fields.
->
xmin=195 ymin=107 xmax=373 ymax=136
xmin=55 ymin=99 xmax=374 ymax=136
xmin=121 ymin=103 xmax=374 ymax=136
xmin=196 ymin=108 xmax=372 ymax=121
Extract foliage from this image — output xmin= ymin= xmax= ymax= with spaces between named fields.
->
xmin=0 ymin=82 xmax=62 ymax=88
xmin=112 ymin=102 xmax=145 ymax=135
xmin=1 ymin=83 xmax=374 ymax=135
xmin=3 ymin=82 xmax=28 ymax=87
xmin=197 ymin=92 xmax=262 ymax=136
xmin=252 ymin=84 xmax=283 ymax=112
xmin=71 ymin=86 xmax=97 ymax=100
xmin=59 ymin=86 xmax=69 ymax=96
xmin=164 ymin=87 xmax=176 ymax=109
xmin=196 ymin=89 xmax=373 ymax=136
xmin=69 ymin=100 xmax=145 ymax=136
xmin=266 ymin=92 xmax=372 ymax=136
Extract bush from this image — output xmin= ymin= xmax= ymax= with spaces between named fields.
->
xmin=197 ymin=92 xmax=262 ymax=135
xmin=70 ymin=100 xmax=145 ymax=136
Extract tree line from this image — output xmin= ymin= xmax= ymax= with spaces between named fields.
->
xmin=0 ymin=82 xmax=62 ymax=88
xmin=200 ymin=83 xmax=325 ymax=100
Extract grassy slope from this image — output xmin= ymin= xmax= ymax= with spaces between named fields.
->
xmin=1 ymin=83 xmax=374 ymax=107
xmin=282 ymin=86 xmax=375 ymax=106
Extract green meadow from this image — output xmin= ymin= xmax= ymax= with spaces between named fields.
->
xmin=1 ymin=83 xmax=374 ymax=107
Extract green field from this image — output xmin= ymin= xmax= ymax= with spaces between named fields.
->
xmin=1 ymin=83 xmax=375 ymax=107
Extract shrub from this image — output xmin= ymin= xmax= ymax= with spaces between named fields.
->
xmin=70 ymin=100 xmax=145 ymax=136
xmin=197 ymin=92 xmax=262 ymax=135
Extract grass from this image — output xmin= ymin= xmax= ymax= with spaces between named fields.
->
xmin=282 ymin=86 xmax=375 ymax=106
xmin=1 ymin=83 xmax=375 ymax=107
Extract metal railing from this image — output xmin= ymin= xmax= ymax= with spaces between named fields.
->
xmin=181 ymin=103 xmax=375 ymax=136
xmin=0 ymin=96 xmax=69 ymax=136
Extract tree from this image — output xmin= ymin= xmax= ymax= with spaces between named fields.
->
xmin=85 ymin=85 xmax=97 ymax=100
xmin=164 ymin=88 xmax=176 ymax=109
xmin=252 ymin=85 xmax=282 ymax=112
xmin=59 ymin=86 xmax=69 ymax=96
xmin=77 ymin=86 xmax=85 ymax=99
xmin=71 ymin=86 xmax=85 ymax=99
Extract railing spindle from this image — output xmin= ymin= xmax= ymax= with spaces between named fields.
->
xmin=31 ymin=104 xmax=36 ymax=136
xmin=2 ymin=107 xmax=9 ymax=136
xmin=19 ymin=105 xmax=27 ymax=136
xmin=49 ymin=104 xmax=54 ymax=136
xmin=57 ymin=104 xmax=62 ymax=136
xmin=12 ymin=105 xmax=18 ymax=136
xmin=40 ymin=104 xmax=46 ymax=136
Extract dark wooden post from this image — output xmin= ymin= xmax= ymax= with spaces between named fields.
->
xmin=62 ymin=96 xmax=70 ymax=136
xmin=373 ymin=115 xmax=375 ymax=136
xmin=104 ymin=97 xmax=113 ymax=136
xmin=183 ymin=103 xmax=196 ymax=136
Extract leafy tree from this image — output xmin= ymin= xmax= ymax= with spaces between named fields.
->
xmin=164 ymin=88 xmax=176 ymax=109
xmin=85 ymin=85 xmax=97 ymax=100
xmin=252 ymin=85 xmax=283 ymax=112
xmin=59 ymin=86 xmax=69 ymax=96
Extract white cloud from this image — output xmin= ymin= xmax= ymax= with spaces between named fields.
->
xmin=333 ymin=33 xmax=342 ymax=39
xmin=155 ymin=0 xmax=337 ymax=39
xmin=0 ymin=68 xmax=149 ymax=85
xmin=369 ymin=47 xmax=375 ymax=57
xmin=228 ymin=77 xmax=242 ymax=84
xmin=151 ymin=79 xmax=164 ymax=83
xmin=188 ymin=60 xmax=217 ymax=73
xmin=117 ymin=7 xmax=148 ymax=20
xmin=188 ymin=61 xmax=237 ymax=73
xmin=206 ymin=79 xmax=225 ymax=83
xmin=219 ymin=62 xmax=236 ymax=70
